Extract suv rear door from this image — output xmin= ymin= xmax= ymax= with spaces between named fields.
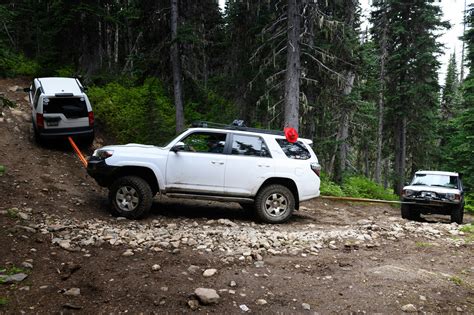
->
xmin=224 ymin=133 xmax=274 ymax=196
xmin=42 ymin=96 xmax=89 ymax=129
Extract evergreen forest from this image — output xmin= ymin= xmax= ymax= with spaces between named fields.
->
xmin=1 ymin=0 xmax=473 ymax=202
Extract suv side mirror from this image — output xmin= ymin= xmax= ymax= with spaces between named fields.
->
xmin=171 ymin=141 xmax=186 ymax=153
xmin=23 ymin=87 xmax=31 ymax=92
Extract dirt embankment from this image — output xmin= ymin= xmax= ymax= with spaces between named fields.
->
xmin=0 ymin=78 xmax=473 ymax=314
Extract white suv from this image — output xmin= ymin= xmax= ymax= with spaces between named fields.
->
xmin=401 ymin=170 xmax=465 ymax=224
xmin=87 ymin=124 xmax=321 ymax=223
xmin=26 ymin=77 xmax=94 ymax=144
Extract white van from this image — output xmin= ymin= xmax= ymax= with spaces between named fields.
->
xmin=26 ymin=77 xmax=94 ymax=144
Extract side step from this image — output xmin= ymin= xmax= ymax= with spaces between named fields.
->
xmin=166 ymin=193 xmax=253 ymax=203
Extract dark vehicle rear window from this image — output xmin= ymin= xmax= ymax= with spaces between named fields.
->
xmin=276 ymin=139 xmax=311 ymax=160
xmin=43 ymin=97 xmax=88 ymax=118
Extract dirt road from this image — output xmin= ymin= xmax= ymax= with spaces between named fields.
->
xmin=1 ymin=78 xmax=473 ymax=314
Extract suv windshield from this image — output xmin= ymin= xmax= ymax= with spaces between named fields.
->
xmin=43 ymin=97 xmax=88 ymax=118
xmin=411 ymin=174 xmax=458 ymax=189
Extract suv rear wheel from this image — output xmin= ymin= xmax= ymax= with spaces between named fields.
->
xmin=109 ymin=176 xmax=153 ymax=219
xmin=255 ymin=184 xmax=295 ymax=224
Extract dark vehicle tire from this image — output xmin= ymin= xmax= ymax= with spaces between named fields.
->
xmin=108 ymin=176 xmax=153 ymax=219
xmin=255 ymin=184 xmax=295 ymax=224
xmin=33 ymin=123 xmax=44 ymax=145
xmin=451 ymin=205 xmax=464 ymax=224
xmin=401 ymin=203 xmax=420 ymax=221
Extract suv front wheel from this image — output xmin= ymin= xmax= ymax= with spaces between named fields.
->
xmin=109 ymin=176 xmax=153 ymax=219
xmin=255 ymin=184 xmax=295 ymax=224
xmin=451 ymin=205 xmax=464 ymax=224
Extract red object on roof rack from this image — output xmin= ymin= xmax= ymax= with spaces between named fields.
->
xmin=284 ymin=127 xmax=298 ymax=143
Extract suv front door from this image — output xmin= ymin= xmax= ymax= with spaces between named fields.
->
xmin=165 ymin=131 xmax=228 ymax=194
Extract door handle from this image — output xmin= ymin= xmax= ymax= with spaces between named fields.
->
xmin=211 ymin=161 xmax=224 ymax=165
xmin=258 ymin=164 xmax=270 ymax=168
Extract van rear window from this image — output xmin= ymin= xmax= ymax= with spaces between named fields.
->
xmin=43 ymin=97 xmax=88 ymax=118
xmin=276 ymin=139 xmax=311 ymax=160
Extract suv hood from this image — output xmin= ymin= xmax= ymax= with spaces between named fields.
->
xmin=403 ymin=185 xmax=460 ymax=194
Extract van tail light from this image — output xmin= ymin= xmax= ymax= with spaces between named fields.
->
xmin=36 ymin=113 xmax=44 ymax=129
xmin=311 ymin=162 xmax=321 ymax=177
xmin=88 ymin=111 xmax=94 ymax=126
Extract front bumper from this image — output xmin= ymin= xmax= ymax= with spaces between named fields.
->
xmin=87 ymin=157 xmax=118 ymax=187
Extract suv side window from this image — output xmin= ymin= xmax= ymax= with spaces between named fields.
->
xmin=181 ymin=132 xmax=227 ymax=153
xmin=231 ymin=134 xmax=271 ymax=158
xmin=276 ymin=139 xmax=311 ymax=160
xmin=33 ymin=88 xmax=41 ymax=109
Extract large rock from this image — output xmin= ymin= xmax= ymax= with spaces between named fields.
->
xmin=1 ymin=273 xmax=28 ymax=284
xmin=194 ymin=288 xmax=220 ymax=305
xmin=203 ymin=268 xmax=217 ymax=277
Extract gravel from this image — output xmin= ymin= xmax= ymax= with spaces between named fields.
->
xmin=30 ymin=214 xmax=467 ymax=260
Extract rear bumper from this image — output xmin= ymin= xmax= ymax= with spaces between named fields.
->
xmin=87 ymin=157 xmax=118 ymax=187
xmin=39 ymin=126 xmax=94 ymax=138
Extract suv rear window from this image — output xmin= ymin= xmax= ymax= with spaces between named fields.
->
xmin=276 ymin=139 xmax=311 ymax=160
xmin=43 ymin=97 xmax=88 ymax=118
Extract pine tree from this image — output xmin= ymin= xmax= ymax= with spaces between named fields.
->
xmin=372 ymin=0 xmax=447 ymax=194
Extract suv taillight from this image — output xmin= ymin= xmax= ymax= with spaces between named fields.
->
xmin=311 ymin=162 xmax=321 ymax=177
xmin=88 ymin=111 xmax=94 ymax=126
xmin=36 ymin=113 xmax=44 ymax=129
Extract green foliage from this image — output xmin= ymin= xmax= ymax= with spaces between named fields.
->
xmin=0 ymin=297 xmax=7 ymax=306
xmin=6 ymin=208 xmax=18 ymax=219
xmin=320 ymin=174 xmax=398 ymax=201
xmin=342 ymin=176 xmax=399 ymax=201
xmin=449 ymin=276 xmax=463 ymax=286
xmin=0 ymin=164 xmax=5 ymax=176
xmin=460 ymin=223 xmax=474 ymax=234
xmin=465 ymin=194 xmax=474 ymax=213
xmin=320 ymin=173 xmax=345 ymax=197
xmin=88 ymin=79 xmax=176 ymax=145
xmin=0 ymin=52 xmax=40 ymax=77
xmin=55 ymin=66 xmax=76 ymax=77
xmin=415 ymin=242 xmax=433 ymax=247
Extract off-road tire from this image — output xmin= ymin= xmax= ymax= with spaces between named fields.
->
xmin=401 ymin=203 xmax=420 ymax=221
xmin=109 ymin=176 xmax=153 ymax=219
xmin=451 ymin=205 xmax=464 ymax=224
xmin=255 ymin=184 xmax=295 ymax=224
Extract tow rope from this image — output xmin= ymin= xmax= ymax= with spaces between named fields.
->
xmin=320 ymin=195 xmax=442 ymax=206
xmin=68 ymin=137 xmax=88 ymax=168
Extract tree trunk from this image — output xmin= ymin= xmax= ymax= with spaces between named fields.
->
xmin=283 ymin=0 xmax=301 ymax=131
xmin=334 ymin=72 xmax=355 ymax=183
xmin=393 ymin=117 xmax=407 ymax=195
xmin=170 ymin=0 xmax=185 ymax=133
xmin=375 ymin=5 xmax=388 ymax=184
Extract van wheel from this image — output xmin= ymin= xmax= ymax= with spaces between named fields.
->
xmin=451 ymin=205 xmax=464 ymax=224
xmin=109 ymin=176 xmax=153 ymax=219
xmin=33 ymin=123 xmax=44 ymax=145
xmin=255 ymin=184 xmax=294 ymax=224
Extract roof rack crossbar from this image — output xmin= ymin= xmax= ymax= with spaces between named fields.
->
xmin=191 ymin=121 xmax=285 ymax=136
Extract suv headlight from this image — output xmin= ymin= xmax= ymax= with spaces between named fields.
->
xmin=93 ymin=149 xmax=114 ymax=159
xmin=446 ymin=193 xmax=461 ymax=201
xmin=402 ymin=189 xmax=414 ymax=197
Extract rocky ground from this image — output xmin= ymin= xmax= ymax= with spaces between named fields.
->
xmin=0 ymin=78 xmax=473 ymax=314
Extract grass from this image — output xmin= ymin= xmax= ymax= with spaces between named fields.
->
xmin=449 ymin=276 xmax=463 ymax=286
xmin=0 ymin=297 xmax=7 ymax=306
xmin=6 ymin=208 xmax=18 ymax=219
xmin=460 ymin=224 xmax=474 ymax=234
xmin=415 ymin=241 xmax=433 ymax=247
